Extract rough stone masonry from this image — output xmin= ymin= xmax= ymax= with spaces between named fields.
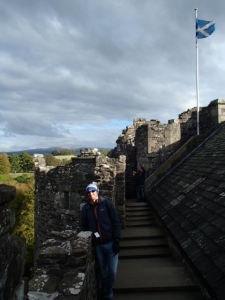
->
xmin=28 ymin=149 xmax=126 ymax=299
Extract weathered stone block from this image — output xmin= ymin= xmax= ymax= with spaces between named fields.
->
xmin=58 ymin=272 xmax=85 ymax=297
xmin=39 ymin=246 xmax=69 ymax=259
xmin=0 ymin=235 xmax=26 ymax=300
xmin=28 ymin=291 xmax=59 ymax=299
xmin=71 ymin=247 xmax=87 ymax=257
xmin=0 ymin=184 xmax=16 ymax=205
xmin=29 ymin=272 xmax=60 ymax=293
xmin=0 ymin=207 xmax=15 ymax=236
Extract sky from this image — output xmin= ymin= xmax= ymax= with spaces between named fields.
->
xmin=0 ymin=0 xmax=224 ymax=152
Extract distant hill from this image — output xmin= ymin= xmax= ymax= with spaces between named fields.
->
xmin=6 ymin=147 xmax=111 ymax=156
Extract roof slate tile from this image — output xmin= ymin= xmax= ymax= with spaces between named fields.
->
xmin=147 ymin=123 xmax=225 ymax=300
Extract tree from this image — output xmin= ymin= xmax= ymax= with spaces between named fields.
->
xmin=100 ymin=149 xmax=110 ymax=156
xmin=0 ymin=152 xmax=11 ymax=174
xmin=9 ymin=154 xmax=22 ymax=173
xmin=44 ymin=154 xmax=62 ymax=167
xmin=19 ymin=152 xmax=34 ymax=172
xmin=52 ymin=149 xmax=75 ymax=156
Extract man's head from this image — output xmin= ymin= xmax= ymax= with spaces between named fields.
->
xmin=138 ymin=165 xmax=144 ymax=172
xmin=86 ymin=183 xmax=99 ymax=203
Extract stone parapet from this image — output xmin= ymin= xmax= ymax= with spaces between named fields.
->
xmin=35 ymin=151 xmax=126 ymax=258
xmin=28 ymin=231 xmax=97 ymax=300
xmin=33 ymin=150 xmax=126 ymax=298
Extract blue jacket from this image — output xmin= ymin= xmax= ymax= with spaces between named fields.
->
xmin=81 ymin=197 xmax=121 ymax=244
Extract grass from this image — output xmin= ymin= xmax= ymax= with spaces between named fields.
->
xmin=54 ymin=155 xmax=76 ymax=160
xmin=0 ymin=173 xmax=34 ymax=184
xmin=0 ymin=174 xmax=11 ymax=182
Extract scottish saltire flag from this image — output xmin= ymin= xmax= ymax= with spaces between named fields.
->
xmin=196 ymin=19 xmax=215 ymax=39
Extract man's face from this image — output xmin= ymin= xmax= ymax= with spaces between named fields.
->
xmin=87 ymin=190 xmax=98 ymax=203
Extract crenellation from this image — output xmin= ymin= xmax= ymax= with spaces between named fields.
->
xmin=78 ymin=148 xmax=101 ymax=157
xmin=113 ymin=99 xmax=225 ymax=182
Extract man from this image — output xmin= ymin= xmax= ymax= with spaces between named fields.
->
xmin=133 ymin=166 xmax=146 ymax=202
xmin=80 ymin=183 xmax=121 ymax=300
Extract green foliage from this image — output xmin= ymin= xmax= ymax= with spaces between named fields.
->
xmin=15 ymin=174 xmax=31 ymax=183
xmin=0 ymin=173 xmax=34 ymax=184
xmin=8 ymin=153 xmax=34 ymax=173
xmin=52 ymin=148 xmax=75 ymax=156
xmin=0 ymin=174 xmax=11 ymax=182
xmin=19 ymin=152 xmax=34 ymax=172
xmin=44 ymin=154 xmax=63 ymax=167
xmin=62 ymin=158 xmax=72 ymax=165
xmin=9 ymin=154 xmax=22 ymax=173
xmin=0 ymin=152 xmax=11 ymax=174
xmin=100 ymin=149 xmax=110 ymax=156
xmin=9 ymin=178 xmax=35 ymax=275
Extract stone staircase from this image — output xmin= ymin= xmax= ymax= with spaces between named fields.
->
xmin=113 ymin=200 xmax=205 ymax=300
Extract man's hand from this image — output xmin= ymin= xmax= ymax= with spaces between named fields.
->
xmin=112 ymin=239 xmax=120 ymax=255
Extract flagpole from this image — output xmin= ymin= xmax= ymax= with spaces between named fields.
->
xmin=195 ymin=8 xmax=200 ymax=135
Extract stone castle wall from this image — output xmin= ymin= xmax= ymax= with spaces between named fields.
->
xmin=35 ymin=149 xmax=126 ymax=255
xmin=112 ymin=99 xmax=225 ymax=186
xmin=28 ymin=231 xmax=98 ymax=300
xmin=28 ymin=149 xmax=126 ymax=299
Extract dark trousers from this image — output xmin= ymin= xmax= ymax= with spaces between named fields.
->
xmin=136 ymin=185 xmax=145 ymax=202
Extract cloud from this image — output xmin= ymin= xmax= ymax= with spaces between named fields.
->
xmin=0 ymin=0 xmax=224 ymax=152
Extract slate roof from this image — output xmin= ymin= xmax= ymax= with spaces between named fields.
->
xmin=146 ymin=122 xmax=225 ymax=300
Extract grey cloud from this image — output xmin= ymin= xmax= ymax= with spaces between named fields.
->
xmin=2 ymin=113 xmax=67 ymax=138
xmin=0 ymin=0 xmax=224 ymax=151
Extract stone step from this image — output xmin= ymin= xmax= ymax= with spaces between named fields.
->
xmin=114 ymin=290 xmax=204 ymax=300
xmin=125 ymin=201 xmax=150 ymax=207
xmin=114 ymin=259 xmax=198 ymax=291
xmin=126 ymin=219 xmax=156 ymax=227
xmin=113 ymin=200 xmax=204 ymax=299
xmin=126 ymin=206 xmax=151 ymax=213
xmin=126 ymin=211 xmax=153 ymax=217
xmin=126 ymin=215 xmax=154 ymax=222
xmin=117 ymin=257 xmax=180 ymax=268
xmin=120 ymin=226 xmax=164 ymax=241
xmin=120 ymin=238 xmax=168 ymax=249
xmin=119 ymin=246 xmax=170 ymax=259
